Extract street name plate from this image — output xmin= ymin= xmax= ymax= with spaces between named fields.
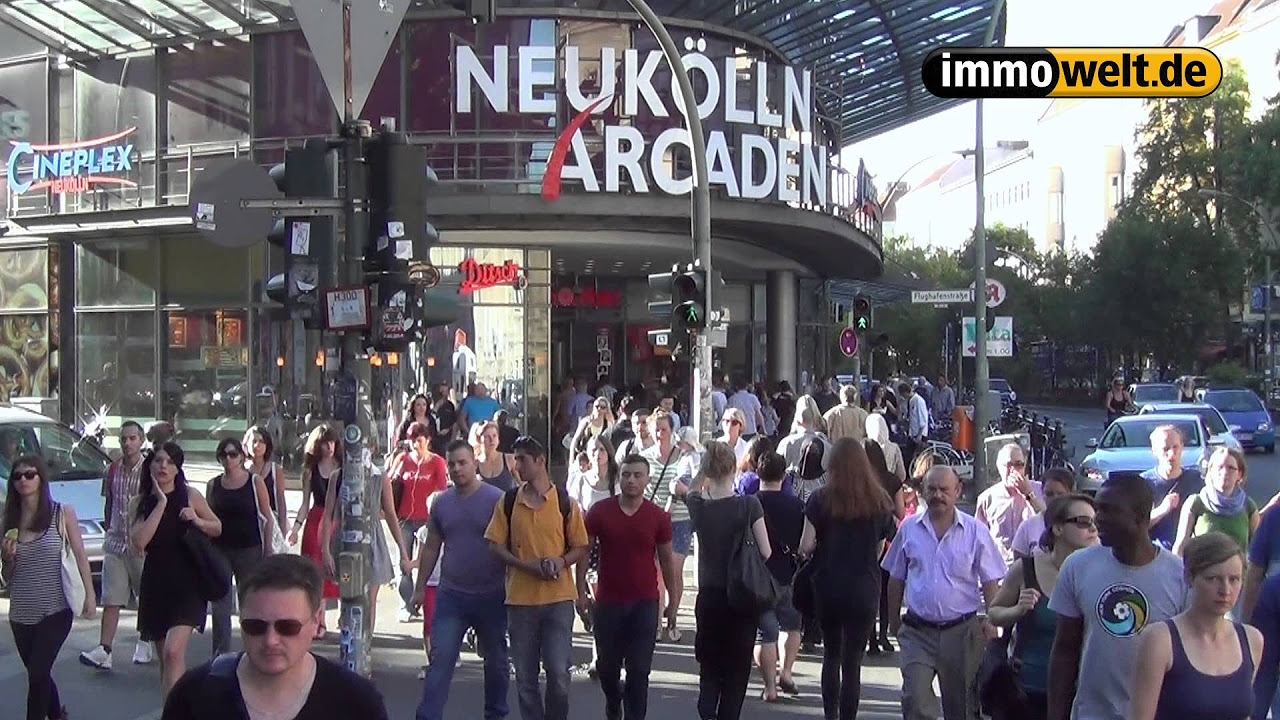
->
xmin=911 ymin=289 xmax=974 ymax=304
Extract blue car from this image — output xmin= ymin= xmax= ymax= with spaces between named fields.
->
xmin=1201 ymin=387 xmax=1275 ymax=454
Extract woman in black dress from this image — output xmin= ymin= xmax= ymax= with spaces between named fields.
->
xmin=131 ymin=442 xmax=222 ymax=694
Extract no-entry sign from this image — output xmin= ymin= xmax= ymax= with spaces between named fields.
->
xmin=839 ymin=327 xmax=859 ymax=357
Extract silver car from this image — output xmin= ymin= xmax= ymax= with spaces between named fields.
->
xmin=1078 ymin=414 xmax=1207 ymax=494
xmin=1137 ymin=403 xmax=1242 ymax=452
xmin=0 ymin=405 xmax=110 ymax=589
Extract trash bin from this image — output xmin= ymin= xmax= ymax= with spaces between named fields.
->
xmin=953 ymin=406 xmax=975 ymax=452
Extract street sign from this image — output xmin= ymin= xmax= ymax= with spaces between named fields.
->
xmin=839 ymin=327 xmax=859 ymax=357
xmin=911 ymin=289 xmax=974 ymax=304
xmin=962 ymin=316 xmax=1014 ymax=357
xmin=970 ymin=278 xmax=1008 ymax=308
xmin=648 ymin=329 xmax=671 ymax=348
xmin=189 ymin=158 xmax=283 ymax=248
xmin=292 ymin=0 xmax=410 ymax=119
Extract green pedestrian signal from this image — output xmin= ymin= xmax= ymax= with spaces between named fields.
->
xmin=852 ymin=295 xmax=872 ymax=332
xmin=673 ymin=265 xmax=708 ymax=332
xmin=857 ymin=316 xmax=869 ymax=330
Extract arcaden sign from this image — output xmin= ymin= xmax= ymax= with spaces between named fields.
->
xmin=455 ymin=44 xmax=828 ymax=205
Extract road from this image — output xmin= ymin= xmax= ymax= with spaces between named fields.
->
xmin=1025 ymin=403 xmax=1280 ymax=507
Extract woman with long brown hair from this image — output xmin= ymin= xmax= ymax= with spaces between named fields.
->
xmin=288 ymin=425 xmax=341 ymax=636
xmin=798 ymin=438 xmax=896 ymax=720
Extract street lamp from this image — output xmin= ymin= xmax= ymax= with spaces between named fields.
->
xmin=1198 ymin=188 xmax=1280 ymax=398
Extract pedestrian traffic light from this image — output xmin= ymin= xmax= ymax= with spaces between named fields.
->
xmin=265 ymin=140 xmax=336 ymax=328
xmin=852 ymin=296 xmax=871 ymax=331
xmin=366 ymin=131 xmax=436 ymax=276
xmin=673 ymin=264 xmax=708 ymax=331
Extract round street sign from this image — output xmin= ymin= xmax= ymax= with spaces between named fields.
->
xmin=839 ymin=327 xmax=859 ymax=358
xmin=970 ymin=278 xmax=1008 ymax=308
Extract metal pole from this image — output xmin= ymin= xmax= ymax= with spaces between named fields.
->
xmin=972 ymin=97 xmax=990 ymax=490
xmin=337 ymin=0 xmax=374 ymax=677
xmin=625 ymin=0 xmax=714 ymax=443
xmin=1267 ymin=253 xmax=1273 ymax=396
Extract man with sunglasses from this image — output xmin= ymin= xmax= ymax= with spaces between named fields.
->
xmin=976 ymin=443 xmax=1045 ymax=566
xmin=162 ymin=554 xmax=388 ymax=720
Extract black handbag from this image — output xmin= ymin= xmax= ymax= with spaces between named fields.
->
xmin=727 ymin=500 xmax=780 ymax=614
xmin=977 ymin=556 xmax=1037 ymax=718
xmin=791 ymin=555 xmax=817 ymax=618
xmin=183 ymin=524 xmax=233 ymax=602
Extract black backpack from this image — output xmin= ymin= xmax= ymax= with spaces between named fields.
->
xmin=796 ymin=436 xmax=826 ymax=481
xmin=503 ymin=485 xmax=572 ymax=553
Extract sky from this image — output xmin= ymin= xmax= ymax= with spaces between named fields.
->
xmin=841 ymin=0 xmax=1212 ymax=190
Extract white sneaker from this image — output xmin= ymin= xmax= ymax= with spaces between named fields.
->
xmin=79 ymin=645 xmax=112 ymax=670
xmin=133 ymin=641 xmax=154 ymax=665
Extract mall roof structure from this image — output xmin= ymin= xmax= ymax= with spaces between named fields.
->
xmin=1 ymin=1 xmax=1005 ymax=145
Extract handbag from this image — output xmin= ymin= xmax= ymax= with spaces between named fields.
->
xmin=55 ymin=503 xmax=87 ymax=616
xmin=977 ymin=556 xmax=1036 ymax=717
xmin=182 ymin=522 xmax=233 ymax=602
xmin=258 ymin=512 xmax=288 ymax=556
xmin=791 ymin=555 xmax=817 ymax=619
xmin=727 ymin=499 xmax=780 ymax=614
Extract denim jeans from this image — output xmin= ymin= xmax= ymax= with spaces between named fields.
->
xmin=398 ymin=518 xmax=428 ymax=611
xmin=415 ymin=587 xmax=509 ymax=720
xmin=211 ymin=544 xmax=263 ymax=657
xmin=594 ymin=600 xmax=659 ymax=720
xmin=508 ymin=601 xmax=576 ymax=720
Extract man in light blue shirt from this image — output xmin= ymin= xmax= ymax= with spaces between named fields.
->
xmin=460 ymin=382 xmax=501 ymax=431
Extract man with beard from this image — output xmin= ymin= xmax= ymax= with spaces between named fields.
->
xmin=1047 ymin=475 xmax=1187 ymax=720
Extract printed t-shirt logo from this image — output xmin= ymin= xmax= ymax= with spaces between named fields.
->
xmin=1095 ymin=582 xmax=1149 ymax=638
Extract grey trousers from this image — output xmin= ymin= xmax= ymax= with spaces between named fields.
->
xmin=211 ymin=544 xmax=263 ymax=657
xmin=898 ymin=617 xmax=984 ymax=720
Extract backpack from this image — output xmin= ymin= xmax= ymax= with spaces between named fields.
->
xmin=503 ymin=485 xmax=572 ymax=553
xmin=796 ymin=435 xmax=826 ymax=481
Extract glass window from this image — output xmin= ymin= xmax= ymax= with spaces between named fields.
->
xmin=165 ymin=41 xmax=251 ymax=146
xmin=253 ymin=31 xmax=336 ymax=138
xmin=162 ymin=240 xmax=248 ymax=305
xmin=161 ymin=309 xmax=249 ymax=459
xmin=72 ymin=56 xmax=156 ymax=210
xmin=0 ymin=248 xmax=48 ymax=310
xmin=76 ymin=240 xmax=156 ymax=307
xmin=77 ymin=311 xmax=157 ymax=428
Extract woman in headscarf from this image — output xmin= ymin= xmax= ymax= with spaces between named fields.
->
xmin=865 ymin=413 xmax=906 ymax=484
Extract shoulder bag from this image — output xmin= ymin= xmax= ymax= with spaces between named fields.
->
xmin=180 ymin=492 xmax=233 ymax=602
xmin=55 ymin=503 xmax=87 ymax=616
xmin=253 ymin=474 xmax=289 ymax=556
xmin=727 ymin=498 xmax=780 ymax=614
xmin=977 ymin=556 xmax=1035 ymax=718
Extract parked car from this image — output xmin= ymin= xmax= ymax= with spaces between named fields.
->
xmin=0 ymin=404 xmax=109 ymax=591
xmin=1078 ymin=414 xmax=1207 ymax=494
xmin=1137 ymin=403 xmax=1241 ymax=451
xmin=1130 ymin=383 xmax=1180 ymax=406
xmin=990 ymin=378 xmax=1017 ymax=406
xmin=1198 ymin=387 xmax=1274 ymax=453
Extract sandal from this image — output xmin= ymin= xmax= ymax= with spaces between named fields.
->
xmin=778 ymin=678 xmax=799 ymax=695
xmin=760 ymin=691 xmax=781 ymax=703
xmin=666 ymin=627 xmax=683 ymax=643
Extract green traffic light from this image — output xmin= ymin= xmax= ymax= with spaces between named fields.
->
xmin=857 ymin=317 xmax=869 ymax=330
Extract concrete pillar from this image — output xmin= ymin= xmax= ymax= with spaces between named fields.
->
xmin=766 ymin=270 xmax=797 ymax=389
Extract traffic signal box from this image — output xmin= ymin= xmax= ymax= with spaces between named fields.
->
xmin=266 ymin=140 xmax=336 ymax=328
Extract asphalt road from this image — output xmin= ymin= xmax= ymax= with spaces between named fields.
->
xmin=1025 ymin=403 xmax=1280 ymax=507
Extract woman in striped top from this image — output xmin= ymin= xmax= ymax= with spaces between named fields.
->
xmin=1 ymin=455 xmax=97 ymax=720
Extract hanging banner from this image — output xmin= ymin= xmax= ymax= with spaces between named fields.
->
xmin=962 ymin=316 xmax=1014 ymax=357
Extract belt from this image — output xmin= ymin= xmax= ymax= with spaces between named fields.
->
xmin=903 ymin=612 xmax=976 ymax=631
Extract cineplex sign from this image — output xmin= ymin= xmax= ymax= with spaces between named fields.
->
xmin=455 ymin=45 xmax=829 ymax=204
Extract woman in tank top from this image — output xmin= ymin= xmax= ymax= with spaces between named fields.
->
xmin=1104 ymin=378 xmax=1133 ymax=427
xmin=1130 ymin=531 xmax=1261 ymax=720
xmin=987 ymin=494 xmax=1098 ymax=720
xmin=1 ymin=455 xmax=96 ymax=720
xmin=244 ymin=424 xmax=288 ymax=529
xmin=289 ymin=425 xmax=342 ymax=636
xmin=473 ymin=420 xmax=517 ymax=491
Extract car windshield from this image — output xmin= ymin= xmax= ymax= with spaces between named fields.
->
xmin=0 ymin=422 xmax=110 ymax=480
xmin=1141 ymin=407 xmax=1229 ymax=435
xmin=1133 ymin=385 xmax=1179 ymax=404
xmin=990 ymin=379 xmax=1011 ymax=392
xmin=1102 ymin=419 xmax=1201 ymax=449
xmin=1207 ymin=391 xmax=1265 ymax=413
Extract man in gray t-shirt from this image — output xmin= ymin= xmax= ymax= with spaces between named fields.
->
xmin=1047 ymin=477 xmax=1188 ymax=720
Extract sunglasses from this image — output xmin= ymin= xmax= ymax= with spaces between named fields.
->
xmin=13 ymin=469 xmax=39 ymax=481
xmin=218 ymin=450 xmax=242 ymax=460
xmin=1062 ymin=515 xmax=1097 ymax=530
xmin=240 ymin=618 xmax=306 ymax=637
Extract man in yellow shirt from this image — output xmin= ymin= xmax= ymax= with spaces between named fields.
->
xmin=486 ymin=436 xmax=589 ymax=720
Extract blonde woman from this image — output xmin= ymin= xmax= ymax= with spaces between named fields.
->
xmin=1173 ymin=446 xmax=1259 ymax=556
xmin=777 ymin=395 xmax=832 ymax=501
xmin=569 ymin=396 xmax=616 ymax=458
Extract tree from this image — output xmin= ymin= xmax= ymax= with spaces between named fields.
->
xmin=870 ymin=235 xmax=966 ymax=378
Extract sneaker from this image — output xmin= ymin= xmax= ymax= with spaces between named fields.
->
xmin=132 ymin=641 xmax=154 ymax=665
xmin=79 ymin=645 xmax=112 ymax=670
xmin=397 ymin=608 xmax=414 ymax=623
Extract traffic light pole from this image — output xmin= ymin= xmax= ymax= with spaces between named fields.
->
xmin=626 ymin=0 xmax=715 ymax=443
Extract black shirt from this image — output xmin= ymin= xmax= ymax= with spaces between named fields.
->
xmin=686 ymin=492 xmax=763 ymax=590
xmin=162 ymin=653 xmax=388 ymax=720
xmin=757 ymin=490 xmax=805 ymax=585
xmin=498 ymin=424 xmax=520 ymax=454
xmin=803 ymin=488 xmax=895 ymax=602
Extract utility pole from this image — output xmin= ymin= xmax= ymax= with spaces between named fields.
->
xmin=625 ymin=0 xmax=714 ymax=443
xmin=972 ymin=96 xmax=990 ymax=490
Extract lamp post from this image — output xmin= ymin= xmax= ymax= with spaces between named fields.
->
xmin=1199 ymin=188 xmax=1280 ymax=398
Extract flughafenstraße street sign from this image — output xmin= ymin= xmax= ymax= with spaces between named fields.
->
xmin=911 ymin=289 xmax=974 ymax=304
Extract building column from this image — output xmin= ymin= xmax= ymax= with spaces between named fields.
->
xmin=766 ymin=270 xmax=797 ymax=389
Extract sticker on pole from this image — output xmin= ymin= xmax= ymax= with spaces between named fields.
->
xmin=839 ymin=327 xmax=859 ymax=358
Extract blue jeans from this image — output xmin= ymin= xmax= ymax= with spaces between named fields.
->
xmin=508 ymin=601 xmax=575 ymax=720
xmin=594 ymin=600 xmax=659 ymax=720
xmin=415 ymin=587 xmax=510 ymax=720
xmin=398 ymin=518 xmax=428 ymax=611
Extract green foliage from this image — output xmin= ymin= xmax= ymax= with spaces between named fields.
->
xmin=1206 ymin=362 xmax=1248 ymax=387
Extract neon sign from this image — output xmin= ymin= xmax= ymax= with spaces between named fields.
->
xmin=7 ymin=126 xmax=137 ymax=195
xmin=458 ymin=259 xmax=526 ymax=294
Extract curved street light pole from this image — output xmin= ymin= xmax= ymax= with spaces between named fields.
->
xmin=624 ymin=0 xmax=715 ymax=443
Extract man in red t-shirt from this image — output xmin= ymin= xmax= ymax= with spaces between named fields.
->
xmin=394 ymin=421 xmax=449 ymax=622
xmin=576 ymin=454 xmax=677 ymax=720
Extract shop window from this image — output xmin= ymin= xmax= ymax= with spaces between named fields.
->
xmin=162 ymin=240 xmax=249 ymax=306
xmin=166 ymin=41 xmax=251 ymax=147
xmin=76 ymin=240 xmax=156 ymax=307
xmin=77 ymin=311 xmax=157 ymax=427
xmin=161 ymin=310 xmax=249 ymax=458
xmin=72 ymin=57 xmax=157 ymax=211
xmin=0 ymin=248 xmax=47 ymax=310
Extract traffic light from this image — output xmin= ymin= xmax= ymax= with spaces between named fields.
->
xmin=450 ymin=0 xmax=495 ymax=22
xmin=673 ymin=263 xmax=708 ymax=331
xmin=366 ymin=131 xmax=436 ymax=276
xmin=852 ymin=296 xmax=871 ymax=331
xmin=265 ymin=140 xmax=336 ymax=328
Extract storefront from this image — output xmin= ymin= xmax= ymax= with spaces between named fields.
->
xmin=1 ymin=13 xmax=881 ymax=457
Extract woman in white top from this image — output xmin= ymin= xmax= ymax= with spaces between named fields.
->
xmin=865 ymin=413 xmax=906 ymax=483
xmin=720 ymin=408 xmax=750 ymax=465
xmin=568 ymin=435 xmax=618 ymax=511
xmin=643 ymin=411 xmax=687 ymax=642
